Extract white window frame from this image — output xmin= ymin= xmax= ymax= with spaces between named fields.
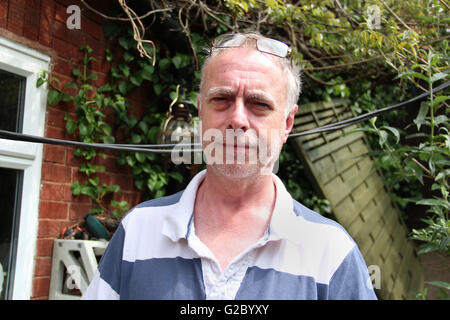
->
xmin=0 ymin=36 xmax=50 ymax=299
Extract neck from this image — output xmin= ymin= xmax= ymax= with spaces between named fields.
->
xmin=195 ymin=166 xmax=276 ymax=228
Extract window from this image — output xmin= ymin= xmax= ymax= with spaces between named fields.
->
xmin=0 ymin=36 xmax=50 ymax=299
xmin=0 ymin=168 xmax=23 ymax=299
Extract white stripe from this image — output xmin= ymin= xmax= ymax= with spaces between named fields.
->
xmin=253 ymin=216 xmax=355 ymax=284
xmin=81 ymin=270 xmax=120 ymax=300
xmin=121 ymin=205 xmax=197 ymax=262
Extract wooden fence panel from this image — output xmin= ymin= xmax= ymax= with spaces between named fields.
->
xmin=290 ymin=98 xmax=424 ymax=299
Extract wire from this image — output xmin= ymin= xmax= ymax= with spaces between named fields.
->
xmin=0 ymin=81 xmax=448 ymax=153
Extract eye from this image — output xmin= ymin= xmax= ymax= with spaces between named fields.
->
xmin=250 ymin=100 xmax=271 ymax=111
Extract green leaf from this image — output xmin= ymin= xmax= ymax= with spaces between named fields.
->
xmin=126 ymin=155 xmax=136 ymax=167
xmin=79 ymin=123 xmax=90 ymax=136
xmin=98 ymin=83 xmax=114 ymax=92
xmin=71 ymin=181 xmax=82 ymax=195
xmin=119 ymin=37 xmax=131 ymax=50
xmin=47 ymin=90 xmax=62 ymax=106
xmin=119 ymin=64 xmax=130 ymax=77
xmin=36 ymin=77 xmax=45 ymax=88
xmin=118 ymin=81 xmax=128 ymax=94
xmin=172 ymin=55 xmax=183 ymax=69
xmin=131 ymin=134 xmax=142 ymax=144
xmin=153 ymin=84 xmax=163 ymax=96
xmin=378 ymin=130 xmax=388 ymax=147
xmin=426 ymin=281 xmax=450 ymax=291
xmin=65 ymin=116 xmax=77 ymax=134
xmin=396 ymin=71 xmax=429 ymax=83
xmin=168 ymin=171 xmax=183 ymax=184
xmin=103 ymin=135 xmax=115 ymax=144
xmin=136 ymin=152 xmax=146 ymax=163
xmin=416 ymin=198 xmax=450 ymax=210
xmin=430 ymin=72 xmax=449 ymax=83
xmin=381 ymin=126 xmax=400 ymax=144
xmin=124 ymin=51 xmax=134 ymax=63
xmin=88 ymin=73 xmax=98 ymax=81
xmin=439 ymin=236 xmax=450 ymax=251
xmin=159 ymin=58 xmax=171 ymax=71
xmin=414 ymin=102 xmax=429 ymax=130
xmin=80 ymin=186 xmax=97 ymax=199
xmin=130 ymin=74 xmax=143 ymax=86
xmin=432 ymin=95 xmax=449 ymax=108
xmin=72 ymin=69 xmax=82 ymax=77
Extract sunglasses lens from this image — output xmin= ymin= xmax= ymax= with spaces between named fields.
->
xmin=214 ymin=34 xmax=246 ymax=48
xmin=257 ymin=38 xmax=289 ymax=58
xmin=212 ymin=34 xmax=290 ymax=58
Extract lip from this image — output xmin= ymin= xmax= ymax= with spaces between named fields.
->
xmin=223 ymin=143 xmax=251 ymax=151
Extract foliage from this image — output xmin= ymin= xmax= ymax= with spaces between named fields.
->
xmin=278 ymin=143 xmax=332 ymax=216
xmin=101 ymin=24 xmax=204 ymax=200
xmin=37 ymin=0 xmax=449 ymax=296
xmin=37 ymin=46 xmax=128 ymax=220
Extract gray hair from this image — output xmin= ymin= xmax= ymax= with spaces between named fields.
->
xmin=199 ymin=32 xmax=302 ymax=118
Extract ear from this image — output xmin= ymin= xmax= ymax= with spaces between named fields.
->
xmin=197 ymin=94 xmax=202 ymax=115
xmin=283 ymin=104 xmax=298 ymax=143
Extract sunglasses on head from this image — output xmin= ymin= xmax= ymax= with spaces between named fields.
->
xmin=211 ymin=33 xmax=292 ymax=59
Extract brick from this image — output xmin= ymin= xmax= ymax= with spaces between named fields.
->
xmin=38 ymin=219 xmax=62 ymax=238
xmin=42 ymin=162 xmax=71 ymax=183
xmin=53 ymin=19 xmax=85 ymax=47
xmin=35 ymin=238 xmax=54 ymax=257
xmin=45 ymin=125 xmax=69 ymax=140
xmin=39 ymin=0 xmax=54 ymax=47
xmin=34 ymin=257 xmax=52 ymax=277
xmin=0 ymin=0 xmax=7 ymax=28
xmin=39 ymin=200 xmax=69 ymax=219
xmin=46 ymin=106 xmax=67 ymax=129
xmin=83 ymin=16 xmax=103 ymax=40
xmin=111 ymin=173 xmax=134 ymax=192
xmin=41 ymin=182 xmax=71 ymax=201
xmin=54 ymin=3 xmax=67 ymax=24
xmin=32 ymin=277 xmax=50 ymax=298
xmin=69 ymin=202 xmax=91 ymax=221
xmin=43 ymin=144 xmax=66 ymax=164
xmin=53 ymin=37 xmax=83 ymax=60
xmin=96 ymin=154 xmax=121 ymax=173
xmin=7 ymin=1 xmax=25 ymax=35
xmin=52 ymin=57 xmax=76 ymax=77
xmin=23 ymin=3 xmax=40 ymax=41
xmin=66 ymin=149 xmax=84 ymax=167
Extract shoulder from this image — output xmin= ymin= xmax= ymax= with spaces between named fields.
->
xmin=121 ymin=190 xmax=184 ymax=225
xmin=292 ymin=199 xmax=355 ymax=247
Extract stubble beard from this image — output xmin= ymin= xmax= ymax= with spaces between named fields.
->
xmin=205 ymin=129 xmax=284 ymax=179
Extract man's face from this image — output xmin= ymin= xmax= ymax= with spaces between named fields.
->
xmin=198 ymin=47 xmax=297 ymax=178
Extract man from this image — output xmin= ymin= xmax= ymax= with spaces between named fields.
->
xmin=82 ymin=32 xmax=377 ymax=300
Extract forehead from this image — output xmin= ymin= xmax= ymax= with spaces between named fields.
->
xmin=202 ymin=47 xmax=287 ymax=93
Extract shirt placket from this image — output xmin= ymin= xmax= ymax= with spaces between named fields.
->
xmin=187 ymin=226 xmax=268 ymax=300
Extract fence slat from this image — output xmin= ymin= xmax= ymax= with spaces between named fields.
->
xmin=291 ymin=99 xmax=424 ymax=300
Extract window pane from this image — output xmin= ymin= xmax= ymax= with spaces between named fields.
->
xmin=0 ymin=69 xmax=26 ymax=132
xmin=0 ymin=167 xmax=23 ymax=300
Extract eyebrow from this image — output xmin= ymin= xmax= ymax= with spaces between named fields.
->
xmin=205 ymin=87 xmax=276 ymax=105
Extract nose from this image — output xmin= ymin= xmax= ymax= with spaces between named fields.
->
xmin=226 ymin=98 xmax=250 ymax=131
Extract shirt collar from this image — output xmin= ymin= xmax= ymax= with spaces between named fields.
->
xmin=162 ymin=169 xmax=299 ymax=243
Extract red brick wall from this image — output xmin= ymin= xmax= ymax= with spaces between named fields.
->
xmin=0 ymin=0 xmax=144 ymax=299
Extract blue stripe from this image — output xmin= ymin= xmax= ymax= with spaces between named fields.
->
xmin=235 ymin=266 xmax=329 ymax=300
xmin=98 ymin=223 xmax=126 ymax=294
xmin=328 ymin=247 xmax=378 ymax=300
xmin=119 ymin=257 xmax=206 ymax=300
xmin=134 ymin=190 xmax=183 ymax=209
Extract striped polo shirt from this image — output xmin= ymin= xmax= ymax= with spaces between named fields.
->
xmin=82 ymin=170 xmax=377 ymax=300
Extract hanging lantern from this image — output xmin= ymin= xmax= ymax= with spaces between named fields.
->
xmin=159 ymin=99 xmax=195 ymax=145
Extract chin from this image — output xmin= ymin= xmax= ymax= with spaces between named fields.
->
xmin=210 ymin=163 xmax=261 ymax=179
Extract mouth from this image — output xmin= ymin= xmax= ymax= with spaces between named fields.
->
xmin=223 ymin=143 xmax=255 ymax=152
